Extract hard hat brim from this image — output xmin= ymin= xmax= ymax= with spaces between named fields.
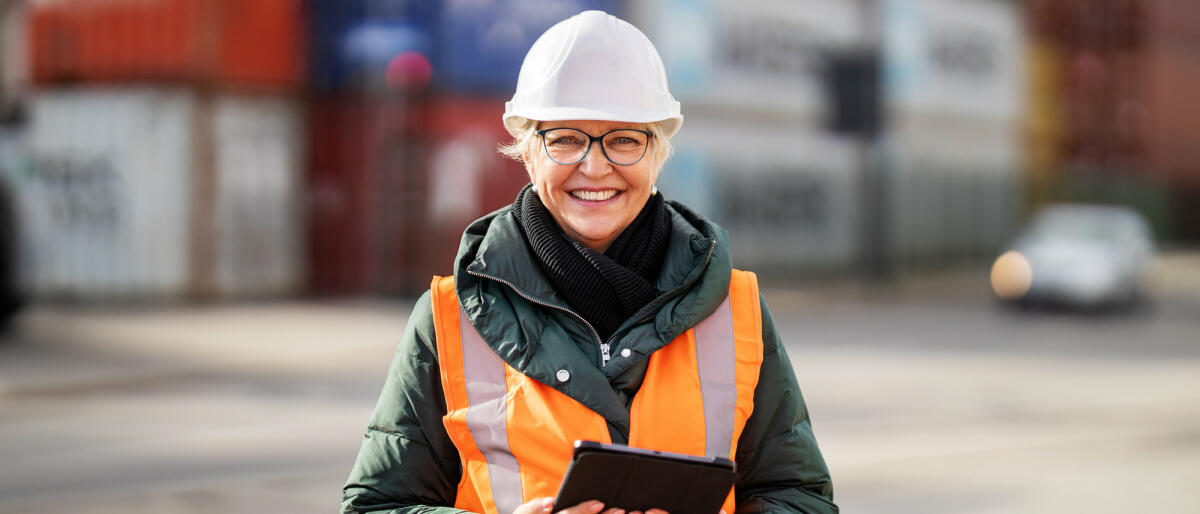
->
xmin=504 ymin=105 xmax=682 ymax=139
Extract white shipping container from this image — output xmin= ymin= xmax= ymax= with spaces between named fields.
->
xmin=213 ymin=95 xmax=303 ymax=297
xmin=666 ymin=118 xmax=860 ymax=272
xmin=19 ymin=87 xmax=302 ymax=300
xmin=883 ymin=0 xmax=1025 ymax=123
xmin=878 ymin=0 xmax=1025 ymax=264
xmin=635 ymin=0 xmax=861 ymax=123
xmin=24 ymin=88 xmax=193 ymax=298
xmin=883 ymin=125 xmax=1022 ymax=263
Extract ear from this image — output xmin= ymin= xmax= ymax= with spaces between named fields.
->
xmin=647 ymin=142 xmax=664 ymax=185
xmin=523 ymin=128 xmax=540 ymax=180
xmin=523 ymin=149 xmax=539 ymax=184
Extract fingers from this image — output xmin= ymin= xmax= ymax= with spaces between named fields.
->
xmin=540 ymin=501 xmax=666 ymax=514
xmin=555 ymin=500 xmax=611 ymax=514
xmin=513 ymin=497 xmax=555 ymax=514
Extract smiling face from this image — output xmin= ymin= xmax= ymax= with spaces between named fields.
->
xmin=525 ymin=119 xmax=661 ymax=252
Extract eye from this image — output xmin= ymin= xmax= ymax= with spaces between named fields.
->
xmin=547 ymin=135 xmax=585 ymax=148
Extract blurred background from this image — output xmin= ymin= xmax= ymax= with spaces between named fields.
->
xmin=0 ymin=0 xmax=1197 ymax=512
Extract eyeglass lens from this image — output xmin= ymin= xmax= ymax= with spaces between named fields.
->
xmin=542 ymin=128 xmax=649 ymax=165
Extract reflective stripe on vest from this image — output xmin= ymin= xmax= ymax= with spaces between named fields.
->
xmin=431 ymin=271 xmax=764 ymax=514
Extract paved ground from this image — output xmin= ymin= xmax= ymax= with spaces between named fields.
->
xmin=0 ymin=255 xmax=1197 ymax=513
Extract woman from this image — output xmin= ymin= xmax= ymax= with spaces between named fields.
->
xmin=343 ymin=11 xmax=836 ymax=514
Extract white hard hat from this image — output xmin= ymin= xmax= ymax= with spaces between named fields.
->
xmin=503 ymin=10 xmax=682 ymax=138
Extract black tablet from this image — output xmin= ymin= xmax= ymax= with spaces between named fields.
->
xmin=553 ymin=440 xmax=736 ymax=514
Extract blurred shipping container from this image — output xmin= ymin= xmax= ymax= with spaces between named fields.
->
xmin=1141 ymin=1 xmax=1200 ymax=189
xmin=882 ymin=0 xmax=1025 ymax=264
xmin=213 ymin=95 xmax=304 ymax=297
xmin=306 ymin=0 xmax=619 ymax=94
xmin=15 ymin=87 xmax=302 ymax=300
xmin=1026 ymin=0 xmax=1200 ymax=241
xmin=641 ymin=0 xmax=1025 ymax=271
xmin=432 ymin=0 xmax=619 ymax=93
xmin=1 ymin=0 xmax=28 ymax=119
xmin=885 ymin=129 xmax=1021 ymax=263
xmin=635 ymin=0 xmax=860 ymax=122
xmin=306 ymin=0 xmax=435 ymax=92
xmin=884 ymin=0 xmax=1024 ymax=124
xmin=306 ymin=93 xmax=525 ymax=295
xmin=29 ymin=0 xmax=304 ymax=91
xmin=630 ymin=0 xmax=863 ymax=274
xmin=665 ymin=119 xmax=860 ymax=274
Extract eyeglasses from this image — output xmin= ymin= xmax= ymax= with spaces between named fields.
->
xmin=536 ymin=127 xmax=653 ymax=166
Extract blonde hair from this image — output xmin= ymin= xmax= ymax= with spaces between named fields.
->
xmin=499 ymin=121 xmax=674 ymax=172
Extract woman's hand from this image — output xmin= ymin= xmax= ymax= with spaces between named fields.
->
xmin=511 ymin=497 xmax=676 ymax=514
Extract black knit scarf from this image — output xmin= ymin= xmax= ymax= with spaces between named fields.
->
xmin=511 ymin=184 xmax=670 ymax=341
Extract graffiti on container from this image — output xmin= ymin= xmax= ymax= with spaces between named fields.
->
xmin=929 ymin=29 xmax=998 ymax=80
xmin=721 ymin=170 xmax=828 ymax=231
xmin=29 ymin=154 xmax=123 ymax=231
xmin=721 ymin=18 xmax=825 ymax=81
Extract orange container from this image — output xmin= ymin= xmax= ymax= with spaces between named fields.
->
xmin=30 ymin=0 xmax=303 ymax=90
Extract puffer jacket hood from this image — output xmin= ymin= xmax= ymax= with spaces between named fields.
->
xmin=451 ymin=198 xmax=731 ymax=438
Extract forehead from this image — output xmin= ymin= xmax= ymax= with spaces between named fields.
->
xmin=537 ymin=119 xmax=646 ymax=133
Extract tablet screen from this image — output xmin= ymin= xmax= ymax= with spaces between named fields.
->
xmin=553 ymin=441 xmax=736 ymax=514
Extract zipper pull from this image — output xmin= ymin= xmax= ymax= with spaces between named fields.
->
xmin=600 ymin=342 xmax=612 ymax=367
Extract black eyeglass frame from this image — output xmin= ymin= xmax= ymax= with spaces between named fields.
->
xmin=535 ymin=127 xmax=654 ymax=166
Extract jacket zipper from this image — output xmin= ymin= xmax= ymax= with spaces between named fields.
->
xmin=466 ymin=238 xmax=716 ymax=368
xmin=465 ymin=268 xmax=609 ymax=364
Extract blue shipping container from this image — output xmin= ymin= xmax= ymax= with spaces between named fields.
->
xmin=433 ymin=0 xmax=620 ymax=93
xmin=306 ymin=0 xmax=437 ymax=91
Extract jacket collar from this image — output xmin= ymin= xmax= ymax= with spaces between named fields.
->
xmin=452 ymin=199 xmax=732 ymax=437
xmin=459 ymin=202 xmax=729 ymax=327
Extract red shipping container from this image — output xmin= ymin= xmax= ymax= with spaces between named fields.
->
xmin=419 ymin=95 xmax=529 ymax=277
xmin=1142 ymin=42 xmax=1200 ymax=186
xmin=30 ymin=0 xmax=303 ymax=91
xmin=306 ymin=93 xmax=527 ymax=296
xmin=306 ymin=95 xmax=396 ymax=295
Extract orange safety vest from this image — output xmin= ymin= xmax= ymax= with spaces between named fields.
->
xmin=431 ymin=270 xmax=764 ymax=514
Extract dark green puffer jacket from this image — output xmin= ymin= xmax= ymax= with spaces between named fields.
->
xmin=342 ymin=200 xmax=837 ymax=513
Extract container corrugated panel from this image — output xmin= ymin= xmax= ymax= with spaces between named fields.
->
xmin=23 ymin=88 xmax=194 ymax=299
xmin=632 ymin=0 xmax=859 ymax=122
xmin=306 ymin=94 xmax=385 ymax=295
xmin=1 ymin=0 xmax=29 ymax=112
xmin=306 ymin=93 xmax=524 ymax=295
xmin=1144 ymin=35 xmax=1200 ymax=186
xmin=1024 ymin=39 xmax=1066 ymax=201
xmin=421 ymin=94 xmax=527 ymax=274
xmin=213 ymin=95 xmax=304 ymax=297
xmin=306 ymin=94 xmax=428 ymax=294
xmin=883 ymin=126 xmax=1021 ymax=264
xmin=20 ymin=87 xmax=304 ymax=301
xmin=29 ymin=0 xmax=304 ymax=91
xmin=432 ymin=0 xmax=619 ymax=93
xmin=1145 ymin=0 xmax=1200 ymax=41
xmin=668 ymin=117 xmax=860 ymax=273
xmin=882 ymin=0 xmax=1024 ymax=124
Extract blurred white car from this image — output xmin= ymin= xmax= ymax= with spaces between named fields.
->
xmin=990 ymin=204 xmax=1155 ymax=309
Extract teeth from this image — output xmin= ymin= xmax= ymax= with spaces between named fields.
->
xmin=570 ymin=190 xmax=618 ymax=201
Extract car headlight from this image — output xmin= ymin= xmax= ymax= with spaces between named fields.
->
xmin=991 ymin=250 xmax=1033 ymax=299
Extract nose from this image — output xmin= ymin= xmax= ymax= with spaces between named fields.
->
xmin=577 ymin=139 xmax=611 ymax=176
